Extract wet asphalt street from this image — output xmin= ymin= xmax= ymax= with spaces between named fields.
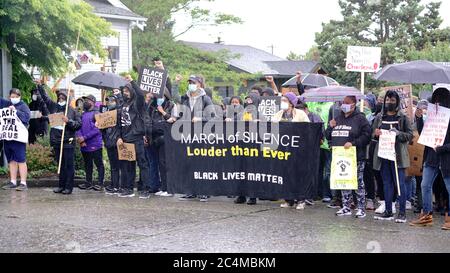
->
xmin=0 ymin=188 xmax=449 ymax=253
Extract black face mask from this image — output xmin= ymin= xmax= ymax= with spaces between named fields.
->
xmin=385 ymin=103 xmax=397 ymax=112
xmin=83 ymin=102 xmax=92 ymax=111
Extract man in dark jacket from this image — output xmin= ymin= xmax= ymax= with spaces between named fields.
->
xmin=326 ymin=95 xmax=371 ymax=218
xmin=1 ymin=89 xmax=31 ymax=191
xmin=117 ymin=79 xmax=150 ymax=198
xmin=410 ymin=88 xmax=450 ymax=230
xmin=100 ymin=96 xmax=122 ymax=195
xmin=28 ymin=87 xmax=49 ymax=144
xmin=38 ymin=85 xmax=82 ymax=194
xmin=76 ymin=95 xmax=105 ymax=191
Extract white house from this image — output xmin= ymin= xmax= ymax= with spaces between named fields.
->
xmin=54 ymin=0 xmax=147 ymax=101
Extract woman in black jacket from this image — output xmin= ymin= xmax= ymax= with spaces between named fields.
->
xmin=28 ymin=87 xmax=49 ymax=144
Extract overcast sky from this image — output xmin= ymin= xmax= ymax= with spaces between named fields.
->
xmin=173 ymin=0 xmax=450 ymax=59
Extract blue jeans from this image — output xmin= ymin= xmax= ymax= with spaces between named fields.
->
xmin=380 ymin=159 xmax=406 ymax=214
xmin=421 ymin=165 xmax=450 ymax=214
xmin=146 ymin=145 xmax=161 ymax=192
xmin=405 ymin=176 xmax=416 ymax=201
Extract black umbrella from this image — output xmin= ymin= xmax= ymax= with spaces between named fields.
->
xmin=374 ymin=60 xmax=450 ymax=84
xmin=282 ymin=73 xmax=339 ymax=88
xmin=72 ymin=71 xmax=128 ymax=90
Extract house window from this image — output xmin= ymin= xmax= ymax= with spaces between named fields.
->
xmin=108 ymin=46 xmax=120 ymax=62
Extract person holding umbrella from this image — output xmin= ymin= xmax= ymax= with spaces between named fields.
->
xmin=372 ymin=91 xmax=413 ymax=223
xmin=325 ymin=95 xmax=371 ymax=218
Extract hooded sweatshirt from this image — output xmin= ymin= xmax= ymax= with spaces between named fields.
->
xmin=119 ymin=81 xmax=147 ymax=143
xmin=179 ymin=88 xmax=216 ymax=121
xmin=76 ymin=106 xmax=103 ymax=152
xmin=325 ymin=109 xmax=371 ymax=161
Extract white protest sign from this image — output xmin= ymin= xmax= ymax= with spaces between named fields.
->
xmin=346 ymin=46 xmax=381 ymax=72
xmin=418 ymin=103 xmax=450 ymax=148
xmin=30 ymin=111 xmax=42 ymax=119
xmin=378 ymin=129 xmax=397 ymax=161
xmin=0 ymin=108 xmax=28 ymax=143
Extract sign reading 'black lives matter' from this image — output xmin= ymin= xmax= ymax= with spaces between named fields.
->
xmin=164 ymin=121 xmax=321 ymax=200
xmin=137 ymin=67 xmax=168 ymax=98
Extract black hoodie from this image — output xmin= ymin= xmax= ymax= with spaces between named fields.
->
xmin=119 ymin=81 xmax=149 ymax=143
xmin=325 ymin=109 xmax=371 ymax=161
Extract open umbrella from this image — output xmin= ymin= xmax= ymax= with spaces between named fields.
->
xmin=300 ymin=86 xmax=365 ymax=103
xmin=374 ymin=60 xmax=450 ymax=84
xmin=282 ymin=73 xmax=339 ymax=88
xmin=72 ymin=71 xmax=128 ymax=90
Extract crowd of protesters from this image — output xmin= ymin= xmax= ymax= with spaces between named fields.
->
xmin=1 ymin=59 xmax=449 ymax=231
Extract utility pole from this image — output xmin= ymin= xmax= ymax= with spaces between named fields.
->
xmin=268 ymin=44 xmax=274 ymax=55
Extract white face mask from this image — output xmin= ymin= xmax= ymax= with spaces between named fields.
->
xmin=11 ymin=97 xmax=21 ymax=105
xmin=58 ymin=101 xmax=66 ymax=107
xmin=188 ymin=84 xmax=198 ymax=93
xmin=280 ymin=101 xmax=289 ymax=111
xmin=341 ymin=104 xmax=353 ymax=114
xmin=32 ymin=95 xmax=38 ymax=101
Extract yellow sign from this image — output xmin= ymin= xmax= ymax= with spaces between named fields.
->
xmin=330 ymin=147 xmax=357 ymax=190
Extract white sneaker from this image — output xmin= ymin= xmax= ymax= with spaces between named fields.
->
xmin=155 ymin=191 xmax=164 ymax=196
xmin=160 ymin=192 xmax=173 ymax=197
xmin=296 ymin=202 xmax=305 ymax=210
xmin=336 ymin=207 xmax=352 ymax=216
xmin=375 ymin=201 xmax=385 ymax=214
xmin=406 ymin=201 xmax=412 ymax=210
xmin=280 ymin=202 xmax=293 ymax=208
xmin=355 ymin=209 xmax=366 ymax=219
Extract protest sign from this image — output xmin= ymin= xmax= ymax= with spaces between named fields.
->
xmin=29 ymin=111 xmax=42 ymax=119
xmin=381 ymin=85 xmax=414 ymax=121
xmin=378 ymin=129 xmax=397 ymax=161
xmin=346 ymin=46 xmax=381 ymax=72
xmin=118 ymin=143 xmax=136 ymax=161
xmin=330 ymin=147 xmax=358 ymax=190
xmin=48 ymin=112 xmax=65 ymax=127
xmin=165 ymin=121 xmax=322 ymax=200
xmin=406 ymin=131 xmax=425 ymax=177
xmin=418 ymin=103 xmax=450 ymax=148
xmin=137 ymin=66 xmax=168 ymax=98
xmin=258 ymin=96 xmax=281 ymax=121
xmin=95 ymin=110 xmax=117 ymax=129
xmin=0 ymin=108 xmax=28 ymax=143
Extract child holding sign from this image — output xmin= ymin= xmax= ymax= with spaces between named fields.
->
xmin=372 ymin=91 xmax=413 ymax=223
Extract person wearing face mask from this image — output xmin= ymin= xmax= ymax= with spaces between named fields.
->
xmin=225 ymin=96 xmax=244 ymax=122
xmin=242 ymin=93 xmax=263 ymax=121
xmin=76 ymin=95 xmax=105 ymax=191
xmin=273 ymin=92 xmax=310 ymax=210
xmin=0 ymin=89 xmax=30 ymax=192
xmin=28 ymin=87 xmax=49 ymax=144
xmin=97 ymin=96 xmax=122 ymax=195
xmin=149 ymin=88 xmax=177 ymax=198
xmin=372 ymin=91 xmax=413 ymax=223
xmin=325 ymin=96 xmax=371 ymax=218
xmin=35 ymin=84 xmax=81 ymax=194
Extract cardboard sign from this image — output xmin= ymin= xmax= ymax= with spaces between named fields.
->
xmin=137 ymin=66 xmax=168 ymax=98
xmin=418 ymin=103 xmax=450 ymax=148
xmin=258 ymin=96 xmax=281 ymax=121
xmin=330 ymin=147 xmax=358 ymax=190
xmin=29 ymin=111 xmax=42 ymax=119
xmin=346 ymin=46 xmax=381 ymax=72
xmin=381 ymin=85 xmax=414 ymax=121
xmin=95 ymin=110 xmax=117 ymax=129
xmin=48 ymin=113 xmax=65 ymax=127
xmin=406 ymin=131 xmax=425 ymax=177
xmin=118 ymin=143 xmax=136 ymax=161
xmin=0 ymin=108 xmax=29 ymax=143
xmin=378 ymin=129 xmax=397 ymax=161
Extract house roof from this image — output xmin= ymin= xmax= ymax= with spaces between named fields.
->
xmin=182 ymin=41 xmax=323 ymax=77
xmin=86 ymin=0 xmax=146 ymax=21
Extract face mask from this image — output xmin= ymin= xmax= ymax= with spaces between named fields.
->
xmin=58 ymin=101 xmax=66 ymax=107
xmin=113 ymin=90 xmax=121 ymax=95
xmin=32 ymin=95 xmax=38 ymax=101
xmin=188 ymin=84 xmax=197 ymax=93
xmin=385 ymin=103 xmax=396 ymax=112
xmin=83 ymin=102 xmax=92 ymax=111
xmin=341 ymin=104 xmax=353 ymax=114
xmin=11 ymin=98 xmax=20 ymax=105
xmin=423 ymin=113 xmax=428 ymax=122
xmin=107 ymin=103 xmax=117 ymax=110
xmin=157 ymin=98 xmax=165 ymax=106
xmin=280 ymin=101 xmax=289 ymax=111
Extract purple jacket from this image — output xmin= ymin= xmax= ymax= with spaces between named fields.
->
xmin=76 ymin=109 xmax=103 ymax=152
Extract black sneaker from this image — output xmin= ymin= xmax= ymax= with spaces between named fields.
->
xmin=395 ymin=213 xmax=407 ymax=223
xmin=327 ymin=199 xmax=341 ymax=209
xmin=179 ymin=194 xmax=197 ymax=201
xmin=246 ymin=198 xmax=257 ymax=205
xmin=139 ymin=191 xmax=151 ymax=199
xmin=119 ymin=189 xmax=135 ymax=198
xmin=2 ymin=182 xmax=17 ymax=190
xmin=105 ymin=187 xmax=118 ymax=195
xmin=62 ymin=189 xmax=72 ymax=195
xmin=15 ymin=184 xmax=28 ymax=191
xmin=78 ymin=183 xmax=93 ymax=190
xmin=305 ymin=199 xmax=314 ymax=206
xmin=53 ymin=187 xmax=64 ymax=194
xmin=199 ymin=196 xmax=209 ymax=202
xmin=92 ymin=185 xmax=103 ymax=191
xmin=234 ymin=196 xmax=246 ymax=204
xmin=374 ymin=211 xmax=394 ymax=221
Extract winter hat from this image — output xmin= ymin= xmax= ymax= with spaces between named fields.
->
xmin=283 ymin=92 xmax=298 ymax=107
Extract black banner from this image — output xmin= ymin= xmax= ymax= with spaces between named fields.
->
xmin=137 ymin=66 xmax=168 ymax=98
xmin=164 ymin=121 xmax=321 ymax=200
